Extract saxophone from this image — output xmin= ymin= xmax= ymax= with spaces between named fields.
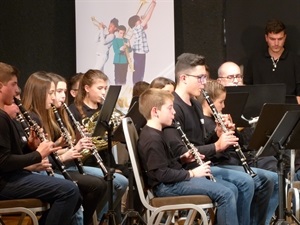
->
xmin=62 ymin=103 xmax=108 ymax=175
xmin=14 ymin=97 xmax=75 ymax=182
xmin=201 ymin=90 xmax=257 ymax=177
xmin=174 ymin=120 xmax=216 ymax=182
xmin=124 ymin=40 xmax=134 ymax=72
xmin=51 ymin=104 xmax=85 ymax=175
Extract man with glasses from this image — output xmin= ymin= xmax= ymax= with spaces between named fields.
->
xmin=217 ymin=61 xmax=277 ymax=170
xmin=217 ymin=61 xmax=279 ymax=224
xmin=217 ymin=61 xmax=244 ymax=86
xmin=163 ymin=53 xmax=277 ymax=225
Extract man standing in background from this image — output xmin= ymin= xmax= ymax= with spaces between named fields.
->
xmin=244 ymin=19 xmax=300 ymax=103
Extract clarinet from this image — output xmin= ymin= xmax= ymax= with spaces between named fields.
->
xmin=16 ymin=112 xmax=30 ymax=138
xmin=174 ymin=121 xmax=216 ymax=182
xmin=201 ymin=89 xmax=257 ymax=177
xmin=51 ymin=104 xmax=85 ymax=175
xmin=62 ymin=102 xmax=108 ymax=175
xmin=13 ymin=97 xmax=75 ymax=181
xmin=14 ymin=104 xmax=55 ymax=177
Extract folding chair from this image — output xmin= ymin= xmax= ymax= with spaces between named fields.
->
xmin=286 ymin=149 xmax=300 ymax=224
xmin=122 ymin=117 xmax=215 ymax=225
xmin=0 ymin=199 xmax=49 ymax=225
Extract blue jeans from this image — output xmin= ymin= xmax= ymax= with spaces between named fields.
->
xmin=36 ymin=171 xmax=84 ymax=225
xmin=0 ymin=170 xmax=81 ymax=225
xmin=211 ymin=166 xmax=254 ymax=225
xmin=154 ymin=177 xmax=239 ymax=225
xmin=67 ymin=166 xmax=128 ymax=223
xmin=219 ymin=165 xmax=278 ymax=225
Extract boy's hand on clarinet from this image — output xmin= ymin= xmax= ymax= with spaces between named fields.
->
xmin=190 ymin=161 xmax=211 ymax=178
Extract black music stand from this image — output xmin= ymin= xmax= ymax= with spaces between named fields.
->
xmin=92 ymin=85 xmax=121 ymax=225
xmin=255 ymin=110 xmax=300 ymax=225
xmin=113 ymin=101 xmax=147 ymax=225
xmin=222 ymin=92 xmax=249 ymax=127
xmin=248 ymin=103 xmax=300 ymax=153
xmin=226 ymin=83 xmax=286 ymax=120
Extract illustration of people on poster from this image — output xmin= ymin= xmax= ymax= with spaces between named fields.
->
xmin=76 ymin=0 xmax=174 ymax=113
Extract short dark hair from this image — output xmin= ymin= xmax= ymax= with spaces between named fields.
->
xmin=265 ymin=19 xmax=286 ymax=35
xmin=128 ymin=15 xmax=140 ymax=28
xmin=174 ymin=53 xmax=206 ymax=83
xmin=118 ymin=25 xmax=126 ymax=32
xmin=0 ymin=62 xmax=19 ymax=84
xmin=110 ymin=18 xmax=119 ymax=27
xmin=132 ymin=81 xmax=149 ymax=97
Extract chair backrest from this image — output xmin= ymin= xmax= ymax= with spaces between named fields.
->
xmin=122 ymin=117 xmax=155 ymax=211
xmin=122 ymin=117 xmax=215 ymax=225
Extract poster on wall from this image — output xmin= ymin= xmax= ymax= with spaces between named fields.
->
xmin=75 ymin=0 xmax=175 ymax=113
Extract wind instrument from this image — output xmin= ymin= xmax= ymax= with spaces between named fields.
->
xmin=15 ymin=105 xmax=55 ymax=177
xmin=16 ymin=112 xmax=30 ymax=138
xmin=51 ymin=104 xmax=85 ymax=175
xmin=201 ymin=90 xmax=257 ymax=177
xmin=174 ymin=120 xmax=216 ymax=182
xmin=14 ymin=97 xmax=75 ymax=182
xmin=124 ymin=41 xmax=134 ymax=72
xmin=62 ymin=102 xmax=108 ymax=175
xmin=91 ymin=16 xmax=105 ymax=29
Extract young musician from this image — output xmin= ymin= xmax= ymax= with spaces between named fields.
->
xmin=69 ymin=72 xmax=84 ymax=101
xmin=138 ymin=88 xmax=239 ymax=225
xmin=149 ymin=76 xmax=175 ymax=93
xmin=199 ymin=79 xmax=279 ymax=225
xmin=68 ymin=69 xmax=128 ymax=224
xmin=163 ymin=53 xmax=278 ymax=225
xmin=0 ymin=62 xmax=82 ymax=225
xmin=21 ymin=71 xmax=107 ymax=225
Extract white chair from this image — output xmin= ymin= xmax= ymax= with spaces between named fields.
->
xmin=0 ymin=198 xmax=49 ymax=225
xmin=122 ymin=117 xmax=215 ymax=225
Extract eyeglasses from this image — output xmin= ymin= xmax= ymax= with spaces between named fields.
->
xmin=185 ymin=74 xmax=207 ymax=83
xmin=218 ymin=74 xmax=243 ymax=80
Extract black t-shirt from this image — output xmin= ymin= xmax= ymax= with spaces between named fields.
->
xmin=163 ymin=92 xmax=217 ymax=160
xmin=68 ymin=102 xmax=126 ymax=173
xmin=0 ymin=109 xmax=41 ymax=190
xmin=138 ymin=125 xmax=190 ymax=188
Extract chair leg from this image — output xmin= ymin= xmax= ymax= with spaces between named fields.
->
xmin=17 ymin=212 xmax=26 ymax=225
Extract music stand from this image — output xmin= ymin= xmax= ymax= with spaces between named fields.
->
xmin=255 ymin=111 xmax=300 ymax=225
xmin=92 ymin=85 xmax=121 ymax=225
xmin=248 ymin=103 xmax=300 ymax=153
xmin=112 ymin=101 xmax=147 ymax=225
xmin=222 ymin=92 xmax=249 ymax=127
xmin=226 ymin=83 xmax=286 ymax=119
